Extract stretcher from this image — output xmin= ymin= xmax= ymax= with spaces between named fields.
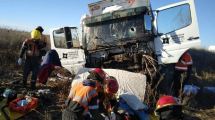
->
xmin=0 ymin=97 xmax=38 ymax=120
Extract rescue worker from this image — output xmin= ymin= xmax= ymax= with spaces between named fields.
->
xmin=155 ymin=95 xmax=183 ymax=120
xmin=17 ymin=26 xmax=46 ymax=89
xmin=62 ymin=68 xmax=107 ymax=120
xmin=37 ymin=49 xmax=62 ymax=84
xmin=172 ymin=52 xmax=193 ymax=97
xmin=99 ymin=76 xmax=119 ymax=119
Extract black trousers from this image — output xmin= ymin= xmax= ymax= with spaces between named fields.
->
xmin=172 ymin=66 xmax=192 ymax=97
xmin=23 ymin=56 xmax=40 ymax=85
xmin=62 ymin=108 xmax=84 ymax=120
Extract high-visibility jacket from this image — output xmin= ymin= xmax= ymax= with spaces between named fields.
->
xmin=20 ymin=39 xmax=40 ymax=58
xmin=19 ymin=38 xmax=47 ymax=58
xmin=68 ymin=82 xmax=98 ymax=112
xmin=175 ymin=52 xmax=193 ymax=71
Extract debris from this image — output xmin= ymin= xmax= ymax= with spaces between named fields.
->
xmin=37 ymin=89 xmax=51 ymax=94
xmin=9 ymin=80 xmax=21 ymax=84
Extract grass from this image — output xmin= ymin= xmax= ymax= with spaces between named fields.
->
xmin=0 ymin=27 xmax=29 ymax=49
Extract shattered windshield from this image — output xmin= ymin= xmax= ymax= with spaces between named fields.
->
xmin=85 ymin=15 xmax=145 ymax=50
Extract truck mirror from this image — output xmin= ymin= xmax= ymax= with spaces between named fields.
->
xmin=144 ymin=15 xmax=152 ymax=31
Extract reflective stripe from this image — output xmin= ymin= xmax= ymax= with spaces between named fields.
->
xmin=175 ymin=66 xmax=187 ymax=71
xmin=68 ymin=83 xmax=98 ymax=111
xmin=176 ymin=52 xmax=193 ymax=71
xmin=181 ymin=60 xmax=186 ymax=65
xmin=180 ymin=52 xmax=193 ymax=65
xmin=181 ymin=60 xmax=192 ymax=65
xmin=88 ymin=105 xmax=99 ymax=110
xmin=186 ymin=61 xmax=193 ymax=65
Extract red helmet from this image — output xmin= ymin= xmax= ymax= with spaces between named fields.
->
xmin=105 ymin=76 xmax=119 ymax=94
xmin=155 ymin=95 xmax=183 ymax=119
xmin=156 ymin=95 xmax=178 ymax=110
xmin=89 ymin=68 xmax=106 ymax=82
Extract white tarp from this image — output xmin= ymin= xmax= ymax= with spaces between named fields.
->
xmin=72 ymin=68 xmax=147 ymax=101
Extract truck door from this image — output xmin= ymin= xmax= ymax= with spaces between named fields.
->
xmin=50 ymin=27 xmax=85 ymax=73
xmin=154 ymin=0 xmax=200 ymax=64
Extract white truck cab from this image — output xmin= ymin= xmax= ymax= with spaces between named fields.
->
xmin=49 ymin=27 xmax=85 ymax=73
xmin=154 ymin=0 xmax=200 ymax=64
xmin=50 ymin=0 xmax=200 ymax=74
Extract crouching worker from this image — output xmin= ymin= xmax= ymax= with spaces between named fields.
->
xmin=155 ymin=95 xmax=183 ymax=120
xmin=62 ymin=69 xmax=106 ymax=120
xmin=99 ymin=76 xmax=119 ymax=119
xmin=37 ymin=49 xmax=62 ymax=84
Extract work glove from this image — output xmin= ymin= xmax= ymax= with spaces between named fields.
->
xmin=17 ymin=58 xmax=22 ymax=65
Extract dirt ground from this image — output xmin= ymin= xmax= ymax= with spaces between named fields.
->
xmin=0 ymin=49 xmax=214 ymax=120
xmin=0 ymin=66 xmax=215 ymax=120
xmin=0 ymin=64 xmax=72 ymax=120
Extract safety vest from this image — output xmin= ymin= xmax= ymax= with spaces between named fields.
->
xmin=175 ymin=52 xmax=192 ymax=71
xmin=24 ymin=39 xmax=40 ymax=57
xmin=68 ymin=83 xmax=98 ymax=111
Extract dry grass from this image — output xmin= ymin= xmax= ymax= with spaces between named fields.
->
xmin=0 ymin=27 xmax=29 ymax=49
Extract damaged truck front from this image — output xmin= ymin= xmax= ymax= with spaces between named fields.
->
xmin=50 ymin=0 xmax=200 ymax=76
xmin=82 ymin=5 xmax=154 ymax=73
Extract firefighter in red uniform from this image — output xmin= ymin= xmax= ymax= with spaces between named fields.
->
xmin=172 ymin=52 xmax=193 ymax=97
xmin=62 ymin=68 xmax=107 ymax=120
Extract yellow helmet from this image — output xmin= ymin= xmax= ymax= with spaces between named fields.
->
xmin=31 ymin=29 xmax=41 ymax=40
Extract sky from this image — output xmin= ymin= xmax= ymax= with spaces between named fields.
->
xmin=0 ymin=0 xmax=214 ymax=48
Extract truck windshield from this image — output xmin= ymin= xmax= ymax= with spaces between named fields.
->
xmin=85 ymin=15 xmax=145 ymax=50
xmin=53 ymin=27 xmax=80 ymax=49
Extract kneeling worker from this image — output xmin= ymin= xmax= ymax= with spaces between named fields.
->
xmin=62 ymin=68 xmax=106 ymax=120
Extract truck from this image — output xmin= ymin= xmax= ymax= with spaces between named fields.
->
xmin=49 ymin=0 xmax=200 ymax=79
